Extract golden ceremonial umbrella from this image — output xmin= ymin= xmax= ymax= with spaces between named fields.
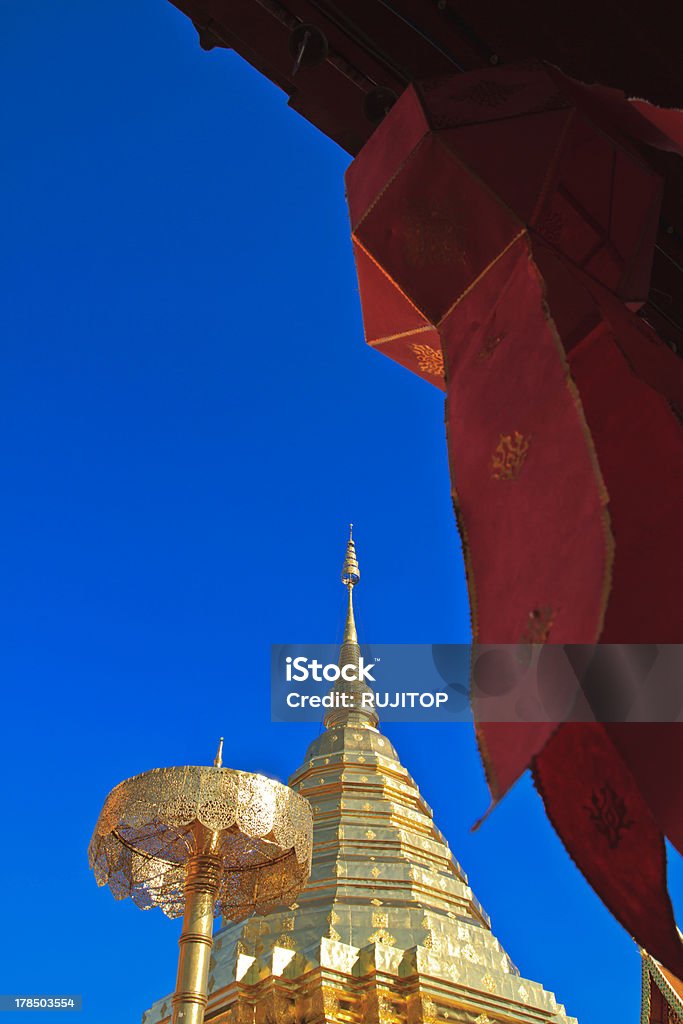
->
xmin=89 ymin=741 xmax=313 ymax=1024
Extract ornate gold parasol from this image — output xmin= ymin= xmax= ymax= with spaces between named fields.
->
xmin=89 ymin=740 xmax=313 ymax=1024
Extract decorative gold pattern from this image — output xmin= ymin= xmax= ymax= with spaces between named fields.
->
xmin=411 ymin=343 xmax=445 ymax=378
xmin=403 ymin=204 xmax=466 ymax=269
xmin=490 ymin=432 xmax=530 ymax=481
xmin=521 ymin=607 xmax=555 ymax=645
xmin=422 ymin=996 xmax=438 ymax=1024
xmin=89 ymin=765 xmax=313 ymax=920
xmin=477 ymin=332 xmax=506 ymax=362
xmin=91 ymin=763 xmax=312 ymax=1024
xmin=462 ymin=943 xmax=481 ymax=964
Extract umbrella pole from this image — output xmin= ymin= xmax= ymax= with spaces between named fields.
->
xmin=172 ymin=854 xmax=222 ymax=1024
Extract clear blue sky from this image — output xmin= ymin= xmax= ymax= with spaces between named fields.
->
xmin=1 ymin=2 xmax=680 ymax=1022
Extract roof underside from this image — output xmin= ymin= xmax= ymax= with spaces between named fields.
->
xmin=169 ymin=0 xmax=683 ymax=353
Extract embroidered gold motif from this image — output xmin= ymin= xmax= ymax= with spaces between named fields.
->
xmin=371 ymin=866 xmax=381 ymax=877
xmin=585 ymin=783 xmax=634 ymax=849
xmin=477 ymin=331 xmax=506 ymax=361
xmin=363 ymin=802 xmax=372 ymax=811
xmin=411 ymin=343 xmax=445 ymax=378
xmin=482 ymin=973 xmax=497 ymax=993
xmin=369 ymin=927 xmax=395 ymax=945
xmin=372 ymin=911 xmax=388 ymax=927
xmin=370 ymin=898 xmax=383 ymax=906
xmin=403 ymin=205 xmax=466 ymax=269
xmin=474 ymin=1015 xmax=492 ymax=1024
xmin=491 ymin=431 xmax=530 ymax=480
xmin=366 ymin=829 xmax=376 ymax=840
xmin=521 ymin=606 xmax=555 ymax=644
xmin=518 ymin=985 xmax=530 ymax=1001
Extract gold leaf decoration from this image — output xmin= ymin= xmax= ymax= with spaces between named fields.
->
xmin=411 ymin=343 xmax=445 ymax=378
xmin=491 ymin=431 xmax=530 ymax=481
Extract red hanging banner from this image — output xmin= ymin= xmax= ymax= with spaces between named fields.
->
xmin=346 ymin=61 xmax=683 ymax=976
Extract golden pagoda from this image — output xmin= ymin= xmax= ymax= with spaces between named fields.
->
xmin=143 ymin=530 xmax=577 ymax=1024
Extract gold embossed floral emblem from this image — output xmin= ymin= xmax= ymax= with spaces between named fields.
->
xmin=411 ymin=343 xmax=445 ymax=378
xmin=491 ymin=431 xmax=530 ymax=480
xmin=403 ymin=204 xmax=466 ymax=269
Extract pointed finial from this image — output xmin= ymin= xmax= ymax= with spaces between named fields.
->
xmin=213 ymin=737 xmax=224 ymax=768
xmin=341 ymin=524 xmax=360 ymax=588
xmin=341 ymin=525 xmax=359 ymax=645
xmin=324 ymin=525 xmax=378 ymax=730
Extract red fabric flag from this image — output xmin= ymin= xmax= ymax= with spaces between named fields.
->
xmin=346 ymin=61 xmax=683 ymax=973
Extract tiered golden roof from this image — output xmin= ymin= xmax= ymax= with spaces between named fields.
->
xmin=144 ymin=530 xmax=577 ymax=1024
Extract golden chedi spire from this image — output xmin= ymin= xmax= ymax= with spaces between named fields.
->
xmin=324 ymin=525 xmax=379 ymax=731
xmin=143 ymin=528 xmax=577 ymax=1024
